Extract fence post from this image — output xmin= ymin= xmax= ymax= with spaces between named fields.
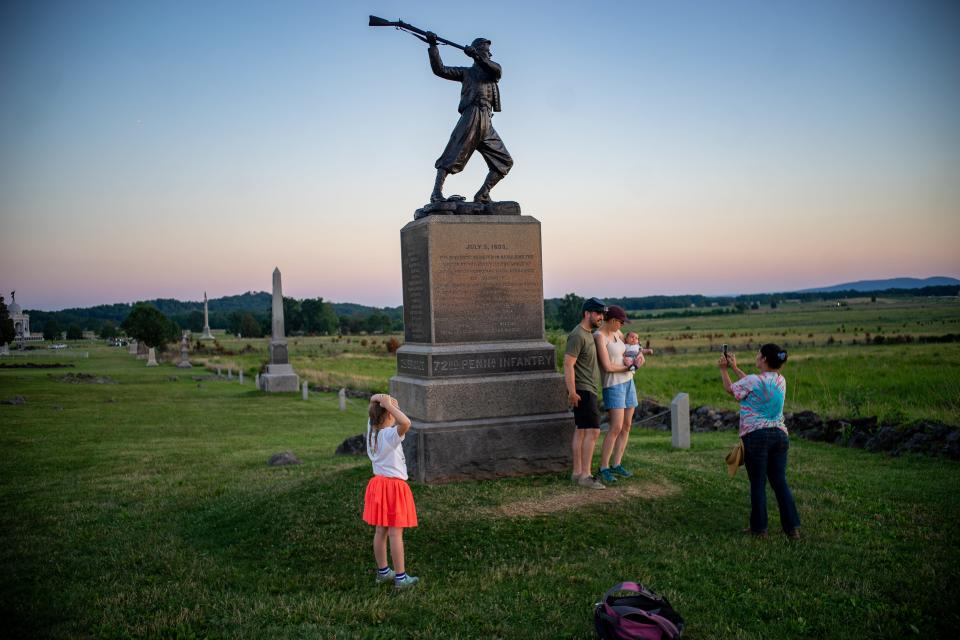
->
xmin=671 ymin=392 xmax=690 ymax=449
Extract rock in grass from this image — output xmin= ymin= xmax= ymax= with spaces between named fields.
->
xmin=335 ymin=434 xmax=366 ymax=456
xmin=268 ymin=451 xmax=302 ymax=466
xmin=54 ymin=373 xmax=116 ymax=385
xmin=1 ymin=395 xmax=26 ymax=405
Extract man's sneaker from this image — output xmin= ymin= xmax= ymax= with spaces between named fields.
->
xmin=598 ymin=467 xmax=617 ymax=484
xmin=375 ymin=569 xmax=396 ymax=585
xmin=394 ymin=574 xmax=420 ymax=589
xmin=611 ymin=464 xmax=633 ymax=478
xmin=578 ymin=474 xmax=606 ymax=490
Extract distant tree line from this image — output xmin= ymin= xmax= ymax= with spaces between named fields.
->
xmin=543 ymin=285 xmax=960 ymax=330
xmin=17 ymin=285 xmax=958 ymax=337
xmin=23 ymin=294 xmax=404 ymax=338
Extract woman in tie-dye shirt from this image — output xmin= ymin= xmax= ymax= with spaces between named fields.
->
xmin=719 ymin=344 xmax=801 ymax=540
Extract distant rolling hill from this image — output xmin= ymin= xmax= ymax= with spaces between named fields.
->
xmin=799 ymin=276 xmax=960 ymax=293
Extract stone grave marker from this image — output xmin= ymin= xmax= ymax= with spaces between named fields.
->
xmin=176 ymin=334 xmax=192 ymax=369
xmin=671 ymin=392 xmax=691 ymax=449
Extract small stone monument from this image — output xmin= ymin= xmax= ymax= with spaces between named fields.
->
xmin=338 ymin=388 xmax=347 ymax=411
xmin=239 ymin=369 xmax=244 ymax=384
xmin=671 ymin=392 xmax=691 ymax=449
xmin=227 ymin=369 xmax=233 ymax=380
xmin=128 ymin=340 xmax=137 ymax=355
xmin=301 ymin=380 xmax=309 ymax=400
xmin=0 ymin=343 xmax=9 ymax=356
xmin=136 ymin=341 xmax=149 ymax=360
xmin=199 ymin=291 xmax=214 ymax=340
xmin=176 ymin=334 xmax=192 ymax=369
xmin=255 ymin=373 xmax=260 ymax=388
xmin=259 ymin=267 xmax=300 ymax=392
xmin=216 ymin=367 xmax=221 ymax=376
xmin=146 ymin=347 xmax=158 ymax=367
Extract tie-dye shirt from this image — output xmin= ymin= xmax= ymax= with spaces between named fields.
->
xmin=730 ymin=372 xmax=787 ymax=437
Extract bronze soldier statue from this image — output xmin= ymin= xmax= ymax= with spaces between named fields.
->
xmin=425 ymin=31 xmax=513 ymax=204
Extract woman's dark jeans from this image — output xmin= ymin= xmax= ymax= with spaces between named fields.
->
xmin=742 ymin=427 xmax=801 ymax=533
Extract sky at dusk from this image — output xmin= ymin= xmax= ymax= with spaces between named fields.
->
xmin=2 ymin=0 xmax=958 ymax=311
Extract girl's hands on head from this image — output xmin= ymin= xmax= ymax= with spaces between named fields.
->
xmin=370 ymin=393 xmax=393 ymax=407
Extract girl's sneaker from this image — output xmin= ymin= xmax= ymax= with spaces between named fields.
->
xmin=375 ymin=569 xmax=396 ymax=585
xmin=395 ymin=574 xmax=419 ymax=589
xmin=598 ymin=467 xmax=617 ymax=484
xmin=611 ymin=464 xmax=633 ymax=478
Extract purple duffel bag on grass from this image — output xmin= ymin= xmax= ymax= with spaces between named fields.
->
xmin=594 ymin=581 xmax=685 ymax=640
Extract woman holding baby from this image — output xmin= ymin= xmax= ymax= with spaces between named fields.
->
xmin=593 ymin=305 xmax=649 ymax=485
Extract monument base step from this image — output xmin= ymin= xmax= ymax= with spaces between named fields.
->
xmin=260 ymin=373 xmax=300 ymax=392
xmin=390 ymin=371 xmax=567 ymax=422
xmin=402 ymin=412 xmax=575 ymax=483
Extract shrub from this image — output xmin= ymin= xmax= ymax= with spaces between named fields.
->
xmin=386 ymin=337 xmax=400 ymax=353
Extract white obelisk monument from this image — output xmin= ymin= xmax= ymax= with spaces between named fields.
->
xmin=199 ymin=292 xmax=214 ymax=340
xmin=259 ymin=268 xmax=300 ymax=392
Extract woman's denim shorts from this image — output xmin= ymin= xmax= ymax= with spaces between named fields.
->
xmin=602 ymin=379 xmax=638 ymax=410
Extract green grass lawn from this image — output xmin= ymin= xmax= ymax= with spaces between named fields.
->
xmin=193 ymin=297 xmax=960 ymax=424
xmin=2 ymin=345 xmax=959 ymax=638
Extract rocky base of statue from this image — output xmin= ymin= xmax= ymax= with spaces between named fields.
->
xmin=259 ymin=364 xmax=300 ymax=392
xmin=177 ymin=359 xmax=192 ymax=369
xmin=414 ymin=200 xmax=520 ymax=220
xmin=199 ymin=329 xmax=214 ymax=340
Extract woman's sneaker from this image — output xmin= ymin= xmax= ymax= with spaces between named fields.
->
xmin=611 ymin=464 xmax=633 ymax=478
xmin=598 ymin=468 xmax=617 ymax=484
xmin=394 ymin=574 xmax=420 ymax=589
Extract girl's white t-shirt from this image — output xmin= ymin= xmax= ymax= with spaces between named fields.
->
xmin=366 ymin=421 xmax=408 ymax=480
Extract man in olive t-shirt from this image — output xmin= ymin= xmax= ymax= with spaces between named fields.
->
xmin=564 ymin=297 xmax=607 ymax=490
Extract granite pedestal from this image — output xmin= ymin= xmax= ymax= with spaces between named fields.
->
xmin=260 ymin=342 xmax=300 ymax=392
xmin=389 ymin=213 xmax=574 ymax=483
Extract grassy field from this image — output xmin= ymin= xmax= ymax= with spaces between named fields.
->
xmin=2 ymin=343 xmax=960 ymax=638
xmin=192 ymin=296 xmax=960 ymax=424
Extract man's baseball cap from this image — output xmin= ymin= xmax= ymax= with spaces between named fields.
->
xmin=604 ymin=305 xmax=630 ymax=324
xmin=581 ymin=297 xmax=607 ymax=313
xmin=471 ymin=37 xmax=491 ymax=48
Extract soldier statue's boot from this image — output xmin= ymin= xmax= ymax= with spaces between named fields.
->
xmin=430 ymin=169 xmax=448 ymax=203
xmin=473 ymin=170 xmax=504 ymax=204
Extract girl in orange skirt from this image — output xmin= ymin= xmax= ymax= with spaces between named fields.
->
xmin=363 ymin=393 xmax=419 ymax=589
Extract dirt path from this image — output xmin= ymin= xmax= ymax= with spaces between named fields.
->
xmin=489 ymin=480 xmax=679 ymax=518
